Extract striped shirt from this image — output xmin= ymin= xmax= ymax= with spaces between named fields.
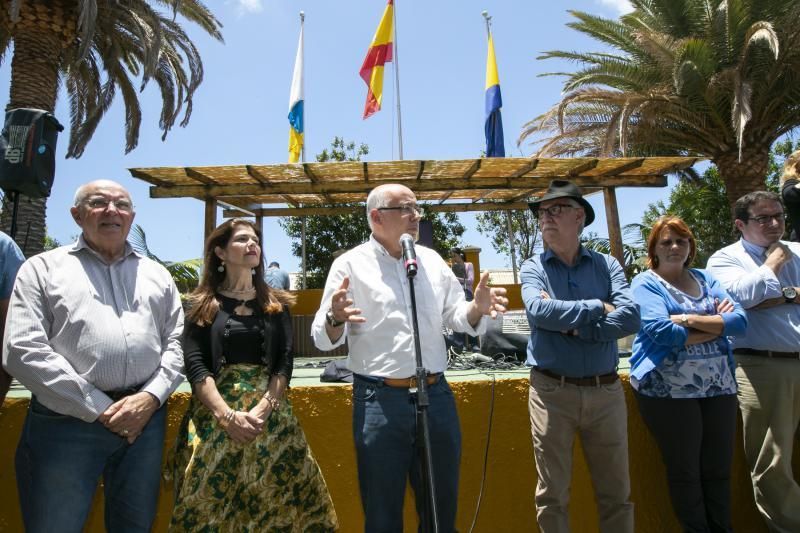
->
xmin=2 ymin=237 xmax=184 ymax=422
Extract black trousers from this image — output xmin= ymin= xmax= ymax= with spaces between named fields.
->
xmin=635 ymin=391 xmax=738 ymax=533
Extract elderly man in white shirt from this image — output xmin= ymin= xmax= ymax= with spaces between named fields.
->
xmin=3 ymin=180 xmax=184 ymax=533
xmin=312 ymin=183 xmax=507 ymax=533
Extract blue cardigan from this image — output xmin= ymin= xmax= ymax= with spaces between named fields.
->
xmin=629 ymin=268 xmax=747 ymax=381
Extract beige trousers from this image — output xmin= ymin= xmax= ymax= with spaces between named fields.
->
xmin=528 ymin=369 xmax=634 ymax=533
xmin=735 ymin=354 xmax=800 ymax=533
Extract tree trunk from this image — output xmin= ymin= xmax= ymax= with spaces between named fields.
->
xmin=0 ymin=2 xmax=67 ymax=257
xmin=714 ymin=148 xmax=771 ymax=214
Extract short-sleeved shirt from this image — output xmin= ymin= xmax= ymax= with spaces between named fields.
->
xmin=0 ymin=231 xmax=24 ymax=299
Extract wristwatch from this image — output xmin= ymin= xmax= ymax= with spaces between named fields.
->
xmin=782 ymin=286 xmax=797 ymax=303
xmin=680 ymin=313 xmax=689 ymax=326
xmin=325 ymin=308 xmax=345 ymax=327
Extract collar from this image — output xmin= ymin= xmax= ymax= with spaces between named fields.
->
xmin=739 ymin=237 xmax=769 ymax=260
xmin=542 ymin=245 xmax=592 ymax=265
xmin=69 ymin=234 xmax=140 ymax=264
xmin=369 ymin=234 xmax=393 ymax=258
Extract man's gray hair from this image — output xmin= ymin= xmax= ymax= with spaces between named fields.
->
xmin=72 ymin=180 xmax=133 ymax=208
xmin=365 ymin=186 xmax=390 ymax=231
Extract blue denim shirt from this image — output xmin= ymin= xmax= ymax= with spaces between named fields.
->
xmin=520 ymin=246 xmax=640 ymax=377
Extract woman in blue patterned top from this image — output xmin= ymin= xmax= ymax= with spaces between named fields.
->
xmin=631 ymin=215 xmax=747 ymax=533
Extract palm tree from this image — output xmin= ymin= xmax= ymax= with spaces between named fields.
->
xmin=519 ymin=0 xmax=800 ymax=210
xmin=0 ymin=0 xmax=223 ymax=255
xmin=129 ymin=224 xmax=201 ymax=293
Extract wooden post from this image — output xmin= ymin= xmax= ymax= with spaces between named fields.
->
xmin=603 ymin=187 xmax=625 ymax=267
xmin=256 ymin=214 xmax=264 ymax=239
xmin=204 ymin=198 xmax=217 ymax=248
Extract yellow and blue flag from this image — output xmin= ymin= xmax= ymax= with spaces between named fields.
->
xmin=485 ymin=33 xmax=505 ymax=157
xmin=288 ymin=23 xmax=304 ymax=163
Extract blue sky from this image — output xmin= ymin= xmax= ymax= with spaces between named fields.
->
xmin=0 ymin=0 xmax=683 ymax=271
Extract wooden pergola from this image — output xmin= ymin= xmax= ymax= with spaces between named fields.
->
xmin=128 ymin=156 xmax=698 ymax=267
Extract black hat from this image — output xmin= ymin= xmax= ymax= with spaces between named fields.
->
xmin=527 ymin=179 xmax=595 ymax=226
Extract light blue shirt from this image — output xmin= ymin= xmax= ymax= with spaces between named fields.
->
xmin=265 ymin=267 xmax=291 ymax=290
xmin=520 ymin=246 xmax=640 ymax=377
xmin=706 ymin=238 xmax=800 ymax=351
xmin=0 ymin=231 xmax=24 ymax=299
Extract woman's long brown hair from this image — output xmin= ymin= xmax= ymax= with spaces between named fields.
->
xmin=186 ymin=218 xmax=296 ymax=326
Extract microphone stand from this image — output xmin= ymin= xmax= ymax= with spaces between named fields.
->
xmin=406 ymin=268 xmax=439 ymax=533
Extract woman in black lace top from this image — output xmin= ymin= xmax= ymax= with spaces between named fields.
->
xmin=169 ymin=219 xmax=337 ymax=532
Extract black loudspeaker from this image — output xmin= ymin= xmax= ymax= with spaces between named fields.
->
xmin=417 ymin=219 xmax=433 ymax=248
xmin=0 ymin=108 xmax=63 ymax=199
xmin=480 ymin=309 xmax=530 ymax=361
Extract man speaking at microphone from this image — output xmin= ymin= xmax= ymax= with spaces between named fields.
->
xmin=312 ymin=183 xmax=508 ymax=532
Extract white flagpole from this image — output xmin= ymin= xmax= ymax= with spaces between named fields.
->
xmin=393 ymin=1 xmax=404 ymax=160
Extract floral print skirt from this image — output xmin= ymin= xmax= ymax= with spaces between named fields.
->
xmin=168 ymin=364 xmax=338 ymax=532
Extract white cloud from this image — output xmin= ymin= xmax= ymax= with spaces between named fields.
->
xmin=597 ymin=0 xmax=634 ymax=15
xmin=235 ymin=0 xmax=264 ymax=14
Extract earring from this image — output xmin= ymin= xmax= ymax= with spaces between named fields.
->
xmin=251 ymin=268 xmax=256 ymax=276
xmin=217 ymin=261 xmax=225 ymax=273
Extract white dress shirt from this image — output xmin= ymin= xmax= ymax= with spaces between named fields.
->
xmin=706 ymin=238 xmax=800 ymax=351
xmin=2 ymin=237 xmax=185 ymax=422
xmin=311 ymin=235 xmax=486 ymax=378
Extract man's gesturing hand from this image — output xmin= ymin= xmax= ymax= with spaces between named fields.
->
xmin=472 ymin=271 xmax=508 ymax=319
xmin=329 ymin=276 xmax=366 ymax=325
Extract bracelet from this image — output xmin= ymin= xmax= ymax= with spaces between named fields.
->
xmin=262 ymin=391 xmax=281 ymax=411
xmin=218 ymin=408 xmax=235 ymax=429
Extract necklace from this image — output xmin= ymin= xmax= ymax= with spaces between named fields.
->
xmin=219 ymin=286 xmax=256 ymax=295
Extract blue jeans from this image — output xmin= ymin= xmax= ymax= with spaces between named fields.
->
xmin=15 ymin=396 xmax=167 ymax=533
xmin=353 ymin=374 xmax=462 ymax=533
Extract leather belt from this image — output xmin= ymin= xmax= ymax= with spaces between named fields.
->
xmin=733 ymin=348 xmax=800 ymax=360
xmin=361 ymin=373 xmax=443 ymax=389
xmin=102 ymin=386 xmax=142 ymax=402
xmin=533 ymin=367 xmax=618 ymax=387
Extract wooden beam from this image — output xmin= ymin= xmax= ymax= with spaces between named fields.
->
xmin=438 ymin=191 xmax=454 ymax=204
xmin=151 ymin=174 xmax=668 ymax=199
xmin=461 ymin=159 xmax=481 ymax=180
xmin=416 ymin=160 xmax=426 ymax=180
xmin=222 ymin=201 xmax=531 ymax=218
xmin=127 ymin=168 xmax=173 ymax=187
xmin=185 ymin=168 xmax=218 ymax=185
xmin=510 ymin=159 xmax=539 ymax=178
xmin=245 ymin=165 xmax=271 ymax=184
xmin=566 ymin=158 xmax=599 ymax=176
xmin=218 ymin=199 xmax=255 ymax=216
xmin=302 ymin=163 xmax=319 ymax=183
xmin=603 ymin=187 xmax=624 ymax=267
xmin=597 ymin=158 xmax=645 ymax=176
xmin=204 ymin=198 xmax=217 ymax=246
xmin=362 ymin=161 xmax=369 ymax=183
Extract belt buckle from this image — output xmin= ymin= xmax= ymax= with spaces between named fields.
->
xmin=408 ymin=376 xmax=418 ymax=393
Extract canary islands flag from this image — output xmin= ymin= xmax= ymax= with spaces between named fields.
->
xmin=288 ymin=23 xmax=304 ymax=163
xmin=485 ymin=34 xmax=505 ymax=157
xmin=360 ymin=0 xmax=394 ymax=119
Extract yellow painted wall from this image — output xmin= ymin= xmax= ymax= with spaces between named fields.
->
xmin=2 ymin=377 xmax=796 ymax=532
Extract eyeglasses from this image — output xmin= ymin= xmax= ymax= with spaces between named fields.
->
xmin=535 ymin=204 xmax=579 ymax=219
xmin=746 ymin=212 xmax=785 ymax=226
xmin=85 ymin=197 xmax=134 ymax=213
xmin=377 ymin=204 xmax=424 ymax=217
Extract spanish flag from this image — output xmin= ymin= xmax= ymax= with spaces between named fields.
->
xmin=288 ymin=23 xmax=304 ymax=163
xmin=485 ymin=33 xmax=505 ymax=157
xmin=360 ymin=0 xmax=394 ymax=119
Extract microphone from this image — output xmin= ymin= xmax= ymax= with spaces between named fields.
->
xmin=399 ymin=233 xmax=418 ymax=277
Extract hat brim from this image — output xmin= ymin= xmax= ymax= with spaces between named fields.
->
xmin=528 ymin=193 xmax=595 ymax=227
